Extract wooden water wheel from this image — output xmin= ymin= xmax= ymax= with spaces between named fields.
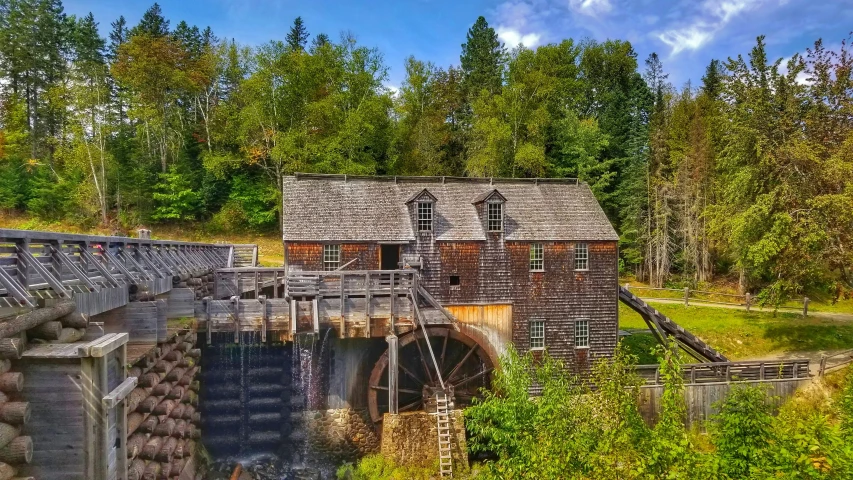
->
xmin=367 ymin=326 xmax=493 ymax=423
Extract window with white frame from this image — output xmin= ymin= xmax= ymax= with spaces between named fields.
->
xmin=574 ymin=319 xmax=589 ymax=348
xmin=529 ymin=243 xmax=544 ymax=272
xmin=417 ymin=201 xmax=433 ymax=232
xmin=530 ymin=320 xmax=545 ymax=349
xmin=487 ymin=202 xmax=503 ymax=232
xmin=574 ymin=242 xmax=589 ymax=271
xmin=323 ymin=244 xmax=341 ymax=271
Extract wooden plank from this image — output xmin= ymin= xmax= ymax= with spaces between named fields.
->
xmin=103 ymin=376 xmax=138 ymax=408
xmin=84 ymin=333 xmax=129 ymax=358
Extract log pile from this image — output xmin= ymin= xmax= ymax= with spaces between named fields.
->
xmin=126 ymin=329 xmax=202 ymax=480
xmin=0 ymin=301 xmax=65 ymax=478
xmin=170 ymin=272 xmax=214 ymax=301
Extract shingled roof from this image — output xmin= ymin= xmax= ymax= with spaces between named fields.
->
xmin=281 ymin=174 xmax=619 ymax=242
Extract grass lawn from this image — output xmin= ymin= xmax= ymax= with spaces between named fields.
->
xmin=619 ymin=302 xmax=853 ymax=362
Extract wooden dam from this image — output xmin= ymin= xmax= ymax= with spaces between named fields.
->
xmin=0 ymin=226 xmax=817 ymax=479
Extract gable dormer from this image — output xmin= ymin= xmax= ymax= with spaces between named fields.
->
xmin=406 ymin=188 xmax=437 ymax=233
xmin=472 ymin=189 xmax=506 ymax=233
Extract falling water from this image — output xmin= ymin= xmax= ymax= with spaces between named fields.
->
xmin=201 ymin=329 xmax=337 ymax=478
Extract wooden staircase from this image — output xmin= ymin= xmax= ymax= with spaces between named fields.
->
xmin=619 ymin=286 xmax=728 ymax=363
xmin=228 ymin=244 xmax=258 ymax=267
xmin=435 ymin=391 xmax=454 ymax=478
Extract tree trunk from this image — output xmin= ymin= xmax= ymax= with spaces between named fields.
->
xmin=0 ymin=302 xmax=76 ymax=339
xmin=0 ymin=341 xmax=20 ymax=361
xmin=0 ymin=462 xmax=15 ymax=480
xmin=57 ymin=312 xmax=88 ymax=329
xmin=128 ymin=433 xmax=147 ymax=459
xmin=128 ymin=458 xmax=146 ymax=480
xmin=141 ymin=436 xmax=162 ymax=460
xmin=54 ymin=328 xmax=84 ymax=343
xmin=140 ymin=415 xmax=159 ymax=434
xmin=0 ymin=436 xmax=32 ymax=464
xmin=128 ymin=413 xmax=145 ymax=434
xmin=0 ymin=425 xmax=19 ymax=450
xmin=152 ymin=418 xmax=175 ymax=437
xmin=142 ymin=459 xmax=161 ymax=480
xmin=0 ymin=375 xmax=23 ymax=394
xmin=0 ymin=404 xmax=29 ymax=426
xmin=27 ymin=321 xmax=62 ymax=341
xmin=154 ymin=437 xmax=177 ymax=462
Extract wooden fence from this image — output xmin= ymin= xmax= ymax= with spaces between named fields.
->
xmin=636 ymin=359 xmax=810 ymax=385
xmin=818 ymin=349 xmax=853 ymax=376
xmin=624 ymin=284 xmax=811 ymax=316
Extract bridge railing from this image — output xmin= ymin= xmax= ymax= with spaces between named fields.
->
xmin=624 ymin=284 xmax=811 ymax=316
xmin=636 ymin=359 xmax=810 ymax=385
xmin=0 ymin=229 xmax=234 ymax=314
xmin=285 ymin=269 xmax=416 ymax=298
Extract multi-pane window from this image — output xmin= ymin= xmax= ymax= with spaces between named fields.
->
xmin=323 ymin=244 xmax=341 ymax=271
xmin=529 ymin=243 xmax=544 ymax=272
xmin=487 ymin=202 xmax=503 ymax=232
xmin=574 ymin=242 xmax=589 ymax=271
xmin=530 ymin=320 xmax=545 ymax=350
xmin=417 ymin=201 xmax=433 ymax=232
xmin=574 ymin=319 xmax=589 ymax=348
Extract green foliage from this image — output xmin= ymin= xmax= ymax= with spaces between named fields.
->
xmin=465 ymin=343 xmax=651 ymax=479
xmin=709 ymin=384 xmax=773 ymax=477
xmin=336 ymin=454 xmax=435 ymax=480
xmin=151 ymin=167 xmax=201 ymax=221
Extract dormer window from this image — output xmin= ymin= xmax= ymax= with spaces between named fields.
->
xmin=472 ymin=188 xmax=507 ymax=234
xmin=488 ymin=202 xmax=503 ymax=232
xmin=406 ymin=188 xmax=437 ymax=235
xmin=418 ymin=201 xmax=433 ymax=232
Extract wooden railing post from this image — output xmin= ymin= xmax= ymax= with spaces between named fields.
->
xmin=684 ymin=287 xmax=689 ymax=306
xmin=803 ymin=296 xmax=809 ymax=317
xmin=745 ymin=293 xmax=751 ymax=312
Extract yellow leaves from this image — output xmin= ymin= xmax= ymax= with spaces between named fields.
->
xmin=24 ymin=158 xmax=41 ymax=173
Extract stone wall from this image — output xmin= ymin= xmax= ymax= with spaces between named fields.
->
xmin=293 ymin=408 xmax=380 ymax=464
xmin=380 ymin=410 xmax=468 ymax=472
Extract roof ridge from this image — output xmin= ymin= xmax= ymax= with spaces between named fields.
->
xmin=291 ymin=173 xmax=582 ymax=185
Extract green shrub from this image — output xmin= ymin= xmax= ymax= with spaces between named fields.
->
xmin=709 ymin=384 xmax=773 ymax=478
xmin=336 ymin=454 xmax=435 ymax=480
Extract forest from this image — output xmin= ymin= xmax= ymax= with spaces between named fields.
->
xmin=0 ymin=1 xmax=851 ymax=303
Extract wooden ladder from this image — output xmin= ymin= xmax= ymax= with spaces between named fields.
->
xmin=436 ymin=392 xmax=453 ymax=478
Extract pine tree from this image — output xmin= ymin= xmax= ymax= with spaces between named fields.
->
xmin=286 ymin=16 xmax=309 ymax=51
xmin=311 ymin=32 xmax=330 ymax=51
xmin=701 ymin=59 xmax=723 ymax=99
xmin=131 ymin=3 xmax=169 ymax=37
xmin=460 ymin=16 xmax=504 ymax=96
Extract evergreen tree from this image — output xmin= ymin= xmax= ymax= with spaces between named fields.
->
xmin=460 ymin=16 xmax=504 ymax=96
xmin=286 ymin=16 xmax=309 ymax=51
xmin=701 ymin=59 xmax=723 ymax=99
xmin=131 ymin=3 xmax=169 ymax=37
xmin=311 ymin=32 xmax=330 ymax=52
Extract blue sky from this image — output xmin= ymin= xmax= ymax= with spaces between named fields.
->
xmin=63 ymin=0 xmax=853 ymax=89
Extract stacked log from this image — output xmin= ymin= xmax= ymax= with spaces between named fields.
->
xmin=126 ymin=329 xmax=201 ymax=480
xmin=0 ymin=302 xmax=64 ymax=478
xmin=169 ymin=269 xmax=215 ymax=301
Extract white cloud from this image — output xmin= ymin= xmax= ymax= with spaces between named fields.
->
xmin=658 ymin=26 xmax=714 ymax=55
xmin=497 ymin=27 xmax=542 ymax=48
xmin=494 ymin=1 xmax=548 ymax=48
xmin=655 ymin=0 xmax=770 ymax=56
xmin=568 ymin=0 xmax=612 ymax=17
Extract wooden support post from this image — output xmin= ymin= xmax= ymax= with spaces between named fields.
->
xmin=290 ymin=299 xmax=297 ymax=335
xmin=259 ymin=295 xmax=267 ymax=343
xmin=365 ymin=273 xmax=371 ymax=338
xmin=340 ymin=273 xmax=346 ymax=337
xmin=232 ymin=296 xmax=240 ymax=344
xmin=272 ymin=271 xmax=278 ymax=299
xmin=387 ymin=334 xmax=398 ymax=415
xmin=745 ymin=293 xmax=751 ymax=312
xmin=254 ymin=271 xmax=259 ymax=299
xmin=390 ymin=272 xmax=395 ymax=332
xmin=205 ymin=298 xmax=212 ymax=344
xmin=683 ymin=287 xmax=689 ymax=306
xmin=312 ymin=298 xmax=319 ymax=334
xmin=803 ymin=297 xmax=809 ymax=317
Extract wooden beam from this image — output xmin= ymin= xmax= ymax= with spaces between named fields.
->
xmin=103 ymin=377 xmax=138 ymax=408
